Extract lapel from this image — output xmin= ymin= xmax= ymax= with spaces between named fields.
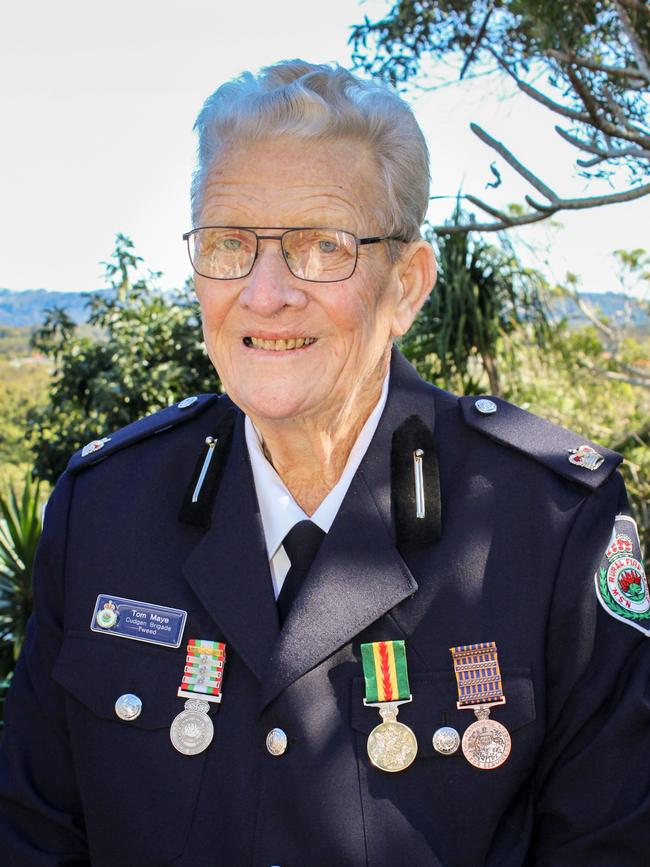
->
xmin=182 ymin=351 xmax=439 ymax=703
xmin=182 ymin=411 xmax=280 ymax=682
xmin=260 ymin=350 xmax=437 ymax=709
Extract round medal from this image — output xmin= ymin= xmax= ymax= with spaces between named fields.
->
xmin=367 ymin=720 xmax=418 ymax=772
xmin=170 ymin=699 xmax=214 ymax=756
xmin=432 ymin=726 xmax=460 ymax=756
xmin=461 ymin=716 xmax=511 ymax=770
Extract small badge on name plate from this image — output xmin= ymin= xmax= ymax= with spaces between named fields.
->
xmin=90 ymin=594 xmax=187 ymax=648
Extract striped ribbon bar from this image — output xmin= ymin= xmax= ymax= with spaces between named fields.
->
xmin=450 ymin=641 xmax=504 ymax=707
xmin=177 ymin=639 xmax=226 ymax=702
xmin=361 ymin=640 xmax=411 ymax=704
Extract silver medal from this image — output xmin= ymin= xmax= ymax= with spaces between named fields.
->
xmin=170 ymin=699 xmax=214 ymax=755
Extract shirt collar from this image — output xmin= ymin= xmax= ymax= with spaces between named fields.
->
xmin=245 ymin=371 xmax=390 ymax=561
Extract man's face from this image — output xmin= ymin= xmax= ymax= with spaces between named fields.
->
xmin=194 ymin=137 xmax=409 ymax=426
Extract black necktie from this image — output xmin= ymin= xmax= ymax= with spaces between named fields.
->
xmin=277 ymin=520 xmax=326 ymax=625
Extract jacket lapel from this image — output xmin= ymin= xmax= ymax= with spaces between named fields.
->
xmin=182 ymin=413 xmax=280 ymax=682
xmin=260 ymin=350 xmax=437 ymax=709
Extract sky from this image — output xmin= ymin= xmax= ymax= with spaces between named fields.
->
xmin=1 ymin=0 xmax=648 ymax=297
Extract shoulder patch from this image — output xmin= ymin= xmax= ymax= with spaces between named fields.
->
xmin=459 ymin=395 xmax=622 ymax=490
xmin=595 ymin=515 xmax=650 ymax=636
xmin=67 ymin=394 xmax=223 ymax=474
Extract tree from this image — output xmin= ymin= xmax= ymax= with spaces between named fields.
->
xmin=28 ymin=235 xmax=218 ymax=483
xmin=402 ymin=216 xmax=550 ymax=393
xmin=351 ymin=0 xmax=650 ymax=233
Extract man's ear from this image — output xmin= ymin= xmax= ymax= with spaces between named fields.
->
xmin=391 ymin=241 xmax=437 ymax=337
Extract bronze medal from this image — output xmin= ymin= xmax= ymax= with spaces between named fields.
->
xmin=461 ymin=707 xmax=511 ymax=770
xmin=450 ymin=641 xmax=512 ymax=771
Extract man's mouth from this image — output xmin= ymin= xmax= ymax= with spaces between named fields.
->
xmin=243 ymin=337 xmax=318 ymax=351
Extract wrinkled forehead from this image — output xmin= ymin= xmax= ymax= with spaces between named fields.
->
xmin=198 ymin=136 xmax=386 ymax=233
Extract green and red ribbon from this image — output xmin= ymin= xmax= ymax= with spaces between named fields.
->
xmin=361 ymin=640 xmax=411 ymax=703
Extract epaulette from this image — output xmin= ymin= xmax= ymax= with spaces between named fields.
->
xmin=459 ymin=395 xmax=622 ymax=490
xmin=67 ymin=394 xmax=223 ymax=474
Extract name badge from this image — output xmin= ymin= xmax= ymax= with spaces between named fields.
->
xmin=90 ymin=594 xmax=187 ymax=648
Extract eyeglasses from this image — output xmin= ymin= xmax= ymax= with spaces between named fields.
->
xmin=182 ymin=226 xmax=402 ymax=283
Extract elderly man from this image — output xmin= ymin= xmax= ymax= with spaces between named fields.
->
xmin=0 ymin=60 xmax=648 ymax=866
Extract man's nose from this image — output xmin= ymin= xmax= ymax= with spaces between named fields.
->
xmin=237 ymin=239 xmax=308 ymax=316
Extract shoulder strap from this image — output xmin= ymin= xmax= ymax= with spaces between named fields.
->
xmin=460 ymin=395 xmax=622 ymax=490
xmin=66 ymin=394 xmax=222 ymax=474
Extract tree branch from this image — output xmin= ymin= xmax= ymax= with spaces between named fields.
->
xmin=433 ymin=180 xmax=650 ymax=234
xmin=600 ymin=83 xmax=650 ymax=136
xmin=514 ymin=77 xmax=592 ymax=122
xmin=576 ymin=155 xmax=609 ymax=168
xmin=488 ymin=49 xmax=593 ymax=123
xmin=617 ymin=0 xmax=650 ymax=17
xmin=463 ymin=196 xmax=511 ymax=221
xmin=546 ymin=48 xmax=650 ymax=83
xmin=433 ymin=207 xmax=555 ymax=234
xmin=470 ymin=124 xmax=558 ymax=201
xmin=554 ymin=125 xmax=650 ymax=160
xmin=556 ymin=285 xmax=650 ymax=386
xmin=612 ymin=0 xmax=650 ymax=80
xmin=566 ymin=64 xmax=650 ymax=147
xmin=578 ymin=359 xmax=650 ymax=389
xmin=459 ymin=4 xmax=495 ymax=79
xmin=524 ymin=182 xmax=650 ymax=212
xmin=562 ymin=288 xmax=616 ymax=339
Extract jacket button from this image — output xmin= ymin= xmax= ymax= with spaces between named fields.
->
xmin=114 ymin=693 xmax=142 ymax=721
xmin=475 ymin=398 xmax=497 ymax=414
xmin=266 ymin=728 xmax=288 ymax=756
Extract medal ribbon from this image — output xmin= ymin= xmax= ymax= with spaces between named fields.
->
xmin=178 ymin=639 xmax=226 ymax=701
xmin=361 ymin=640 xmax=411 ymax=703
xmin=450 ymin=641 xmax=504 ymax=706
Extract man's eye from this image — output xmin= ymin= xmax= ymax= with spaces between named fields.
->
xmin=222 ymin=237 xmax=242 ymax=251
xmin=318 ymin=239 xmax=339 ymax=253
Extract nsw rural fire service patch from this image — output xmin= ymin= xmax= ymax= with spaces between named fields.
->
xmin=595 ymin=515 xmax=650 ymax=636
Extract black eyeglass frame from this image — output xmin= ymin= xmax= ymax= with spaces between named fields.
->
xmin=182 ymin=226 xmax=404 ymax=283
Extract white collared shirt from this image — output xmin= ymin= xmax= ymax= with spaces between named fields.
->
xmin=245 ymin=373 xmax=390 ymax=599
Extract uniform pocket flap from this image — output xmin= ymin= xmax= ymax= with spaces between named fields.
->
xmin=350 ymin=669 xmax=535 ymax=758
xmin=53 ymin=631 xmax=184 ymax=730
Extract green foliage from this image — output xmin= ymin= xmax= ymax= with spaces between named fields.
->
xmin=497 ymin=322 xmax=650 ymax=554
xmin=0 ymin=472 xmax=43 ymax=677
xmin=0 ymin=329 xmax=49 ymax=477
xmin=403 ymin=221 xmax=550 ymax=394
xmin=28 ymin=235 xmax=219 ymax=483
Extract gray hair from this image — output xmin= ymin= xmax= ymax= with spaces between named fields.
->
xmin=191 ymin=60 xmax=430 ymax=252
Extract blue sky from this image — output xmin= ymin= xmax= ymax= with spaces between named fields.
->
xmin=1 ymin=0 xmax=648 ymax=296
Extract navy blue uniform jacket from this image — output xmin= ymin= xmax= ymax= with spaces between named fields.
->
xmin=1 ymin=351 xmax=649 ymax=866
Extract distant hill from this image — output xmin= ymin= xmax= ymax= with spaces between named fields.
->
xmin=552 ymin=290 xmax=649 ymax=330
xmin=0 ymin=286 xmax=647 ymax=331
xmin=0 ymin=288 xmax=109 ymax=327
